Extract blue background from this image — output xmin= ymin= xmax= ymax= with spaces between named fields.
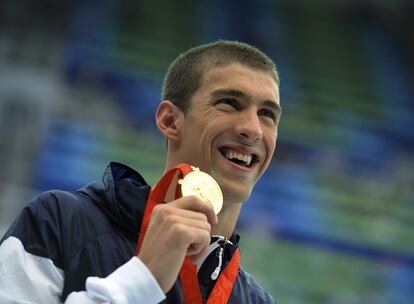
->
xmin=0 ymin=1 xmax=413 ymax=303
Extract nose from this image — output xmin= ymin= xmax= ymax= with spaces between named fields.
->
xmin=234 ymin=109 xmax=263 ymax=143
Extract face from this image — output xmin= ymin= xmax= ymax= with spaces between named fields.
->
xmin=176 ymin=63 xmax=281 ymax=204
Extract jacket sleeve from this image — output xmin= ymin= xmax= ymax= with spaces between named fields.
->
xmin=0 ymin=236 xmax=165 ymax=303
xmin=65 ymin=257 xmax=165 ymax=303
xmin=0 ymin=236 xmax=64 ymax=302
xmin=0 ymin=193 xmax=165 ymax=304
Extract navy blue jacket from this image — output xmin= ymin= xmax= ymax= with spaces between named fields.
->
xmin=1 ymin=162 xmax=275 ymax=303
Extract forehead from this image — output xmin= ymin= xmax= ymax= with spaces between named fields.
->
xmin=198 ymin=63 xmax=280 ymax=103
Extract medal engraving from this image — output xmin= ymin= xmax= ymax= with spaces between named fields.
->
xmin=179 ymin=167 xmax=223 ymax=215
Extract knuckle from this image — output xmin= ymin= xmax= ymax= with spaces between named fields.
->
xmin=165 ymin=214 xmax=178 ymax=226
xmin=171 ymin=222 xmax=186 ymax=235
xmin=152 ymin=204 xmax=163 ymax=215
xmin=205 ymin=221 xmax=211 ymax=232
xmin=190 ymin=196 xmax=211 ymax=211
xmin=172 ymin=224 xmax=192 ymax=245
xmin=198 ymin=212 xmax=208 ymax=222
xmin=201 ymin=230 xmax=210 ymax=244
xmin=154 ymin=204 xmax=171 ymax=217
xmin=187 ymin=194 xmax=199 ymax=201
xmin=188 ymin=195 xmax=203 ymax=205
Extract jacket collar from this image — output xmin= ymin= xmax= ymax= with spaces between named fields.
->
xmin=90 ymin=162 xmax=151 ymax=239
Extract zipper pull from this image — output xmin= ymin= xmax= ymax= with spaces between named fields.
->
xmin=211 ymin=241 xmax=225 ymax=280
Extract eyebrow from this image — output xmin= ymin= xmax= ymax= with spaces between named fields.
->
xmin=210 ymin=88 xmax=283 ymax=115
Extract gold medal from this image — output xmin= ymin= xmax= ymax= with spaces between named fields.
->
xmin=179 ymin=166 xmax=223 ymax=215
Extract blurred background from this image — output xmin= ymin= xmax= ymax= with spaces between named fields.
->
xmin=0 ymin=0 xmax=413 ymax=303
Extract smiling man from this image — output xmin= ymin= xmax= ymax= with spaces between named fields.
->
xmin=0 ymin=40 xmax=281 ymax=303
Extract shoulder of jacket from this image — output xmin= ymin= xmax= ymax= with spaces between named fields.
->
xmin=28 ymin=189 xmax=99 ymax=214
xmin=237 ymin=266 xmax=276 ymax=304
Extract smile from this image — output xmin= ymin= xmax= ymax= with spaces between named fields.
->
xmin=218 ymin=147 xmax=259 ymax=168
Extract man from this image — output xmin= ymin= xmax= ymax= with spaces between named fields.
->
xmin=0 ymin=40 xmax=281 ymax=303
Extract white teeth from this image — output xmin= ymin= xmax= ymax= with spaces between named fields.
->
xmin=224 ymin=150 xmax=253 ymax=166
xmin=246 ymin=155 xmax=252 ymax=166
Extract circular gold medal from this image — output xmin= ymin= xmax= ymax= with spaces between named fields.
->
xmin=179 ymin=167 xmax=223 ymax=215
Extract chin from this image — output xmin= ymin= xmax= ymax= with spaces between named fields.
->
xmin=222 ymin=187 xmax=252 ymax=204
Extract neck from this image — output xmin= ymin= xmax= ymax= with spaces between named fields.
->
xmin=211 ymin=203 xmax=242 ymax=239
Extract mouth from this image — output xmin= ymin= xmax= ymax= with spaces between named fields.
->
xmin=218 ymin=147 xmax=259 ymax=168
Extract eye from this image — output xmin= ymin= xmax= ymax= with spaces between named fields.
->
xmin=215 ymin=98 xmax=241 ymax=110
xmin=258 ymin=108 xmax=276 ymax=122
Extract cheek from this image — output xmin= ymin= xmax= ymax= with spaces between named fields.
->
xmin=200 ymin=120 xmax=222 ymax=140
xmin=187 ymin=123 xmax=214 ymax=154
xmin=264 ymin=132 xmax=277 ymax=159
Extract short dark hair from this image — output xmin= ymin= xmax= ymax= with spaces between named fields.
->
xmin=162 ymin=40 xmax=279 ymax=113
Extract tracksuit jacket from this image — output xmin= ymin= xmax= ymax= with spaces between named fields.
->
xmin=0 ymin=162 xmax=275 ymax=303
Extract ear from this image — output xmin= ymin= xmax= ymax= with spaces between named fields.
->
xmin=155 ymin=100 xmax=183 ymax=142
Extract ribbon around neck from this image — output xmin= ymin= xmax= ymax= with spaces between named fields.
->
xmin=136 ymin=163 xmax=240 ymax=303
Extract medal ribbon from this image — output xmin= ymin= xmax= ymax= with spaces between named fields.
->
xmin=136 ymin=163 xmax=240 ymax=303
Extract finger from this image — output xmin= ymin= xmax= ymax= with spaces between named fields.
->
xmin=184 ymin=227 xmax=210 ymax=257
xmin=170 ymin=207 xmax=211 ymax=223
xmin=165 ymin=213 xmax=212 ymax=232
xmin=187 ymin=241 xmax=209 ymax=260
xmin=169 ymin=195 xmax=218 ymax=225
xmin=151 ymin=204 xmax=212 ymax=227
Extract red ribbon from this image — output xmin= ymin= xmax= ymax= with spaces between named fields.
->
xmin=136 ymin=163 xmax=240 ymax=303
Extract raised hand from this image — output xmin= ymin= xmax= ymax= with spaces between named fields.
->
xmin=137 ymin=195 xmax=218 ymax=293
